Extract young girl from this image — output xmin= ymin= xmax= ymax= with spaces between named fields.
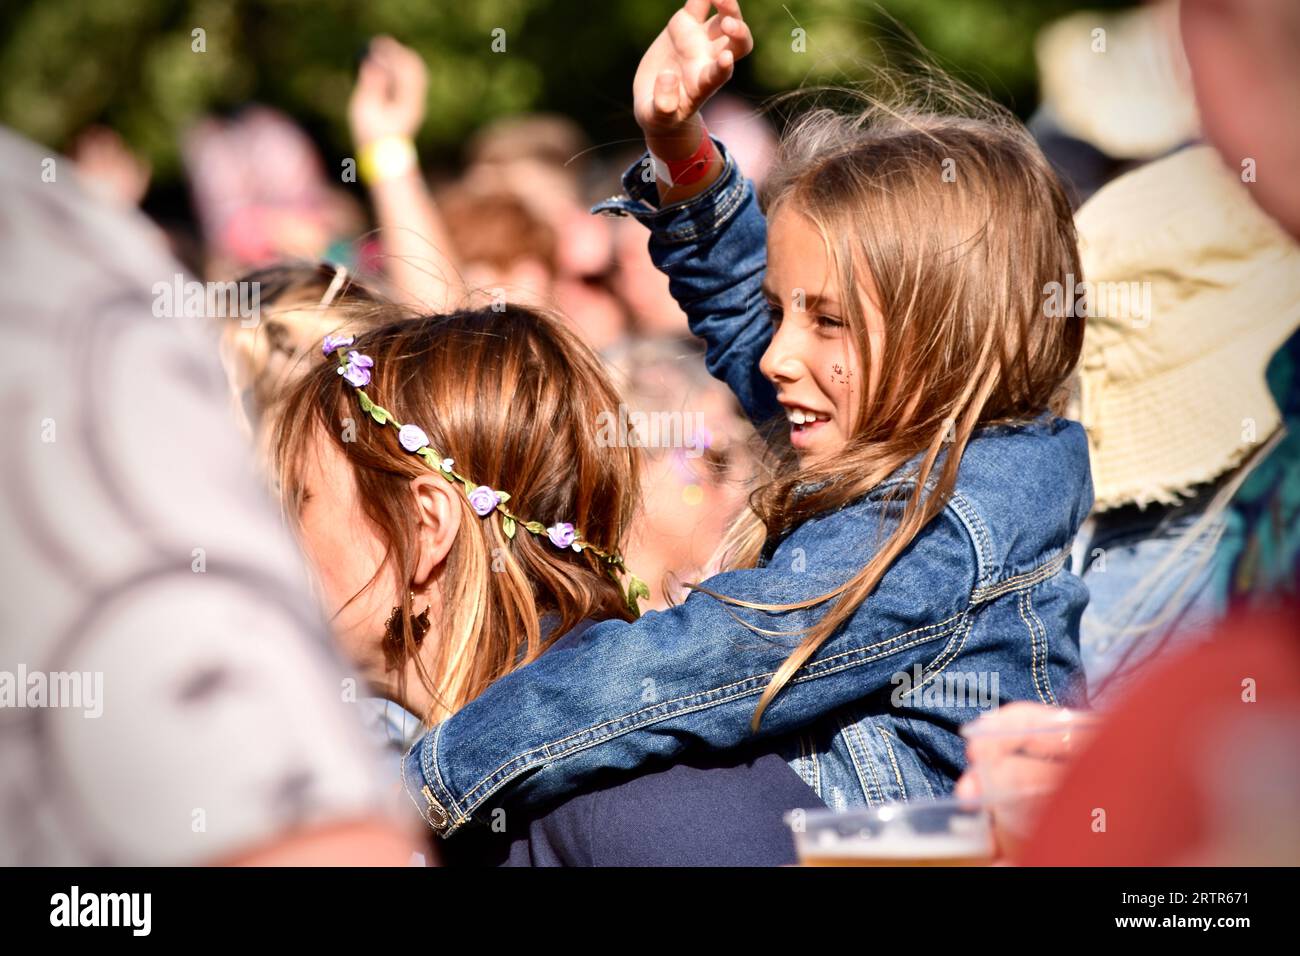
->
xmin=399 ymin=0 xmax=1093 ymax=837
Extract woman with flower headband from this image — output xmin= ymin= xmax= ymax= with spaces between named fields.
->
xmin=276 ymin=303 xmax=825 ymax=865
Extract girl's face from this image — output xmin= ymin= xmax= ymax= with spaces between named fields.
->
xmin=760 ymin=207 xmax=884 ymax=465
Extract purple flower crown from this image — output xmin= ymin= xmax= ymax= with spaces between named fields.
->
xmin=325 ymin=334 xmax=649 ymax=617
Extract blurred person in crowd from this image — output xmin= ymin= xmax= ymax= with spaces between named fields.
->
xmin=959 ymin=0 xmax=1300 ymax=865
xmin=70 ymin=124 xmax=152 ymax=209
xmin=610 ymin=213 xmax=690 ymax=338
xmin=1068 ymin=144 xmax=1300 ymax=705
xmin=217 ymin=261 xmax=383 ymax=455
xmin=603 ymin=338 xmax=760 ymax=609
xmin=463 ymin=113 xmax=631 ymax=351
xmin=1030 ymin=0 xmax=1196 ymax=206
xmin=348 ymin=36 xmax=464 ymax=313
xmin=0 ymin=126 xmax=413 ymax=866
xmin=700 ymin=92 xmax=777 ymax=189
xmin=435 ymin=184 xmax=557 ymax=309
xmin=183 ymin=105 xmax=353 ymax=276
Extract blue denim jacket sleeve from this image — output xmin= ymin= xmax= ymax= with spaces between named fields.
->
xmin=592 ymin=139 xmax=782 ymax=429
xmin=402 ymin=493 xmax=978 ymax=835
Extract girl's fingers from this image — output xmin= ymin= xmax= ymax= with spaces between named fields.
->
xmin=721 ymin=14 xmax=754 ymax=57
xmin=683 ymin=0 xmax=712 ymax=22
xmin=667 ymin=7 xmax=699 ymax=53
xmin=708 ymin=16 xmax=752 ymax=58
xmin=699 ymin=48 xmax=733 ymax=94
xmin=715 ymin=0 xmax=745 ymax=21
xmin=652 ymin=69 xmax=681 ymax=119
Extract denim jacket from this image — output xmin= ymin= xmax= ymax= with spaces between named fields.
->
xmin=402 ymin=140 xmax=1094 ymax=835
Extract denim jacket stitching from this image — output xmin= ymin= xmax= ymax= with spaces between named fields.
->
xmin=1018 ymin=588 xmax=1059 ymax=706
xmin=660 ymin=174 xmax=748 ymax=244
xmin=969 ymin=549 xmax=1070 ymax=605
xmin=426 ymin=723 xmax=471 ymax=827
xmin=792 ymin=732 xmax=823 ymax=796
xmin=907 ymin=614 xmax=975 ymax=700
xmin=875 ymin=726 xmax=909 ymax=801
xmin=454 ymin=615 xmax=967 ymax=810
xmin=838 ymin=711 xmax=884 ymax=807
xmin=1018 ymin=589 xmax=1049 ymax=705
xmin=944 ymin=493 xmax=997 ymax=586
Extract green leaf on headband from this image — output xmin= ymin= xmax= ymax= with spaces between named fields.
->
xmin=370 ymin=406 xmax=389 ymax=425
xmin=417 ymin=448 xmax=438 ymax=469
xmin=495 ymin=491 xmax=511 ymax=503
xmin=624 ymin=574 xmax=650 ymax=618
xmin=524 ymin=521 xmax=544 ymax=534
xmin=502 ymin=516 xmax=516 ymax=539
xmin=358 ymin=392 xmax=374 ymax=413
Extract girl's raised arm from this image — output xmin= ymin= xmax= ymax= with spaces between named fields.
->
xmin=596 ymin=0 xmax=781 ymax=427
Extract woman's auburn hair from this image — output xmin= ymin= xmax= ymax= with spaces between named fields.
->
xmin=275 ymin=303 xmax=641 ymax=723
xmin=705 ymin=81 xmax=1086 ymax=731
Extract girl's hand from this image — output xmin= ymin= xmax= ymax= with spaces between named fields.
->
xmin=348 ymin=36 xmax=428 ymax=148
xmin=633 ymin=0 xmax=753 ymax=160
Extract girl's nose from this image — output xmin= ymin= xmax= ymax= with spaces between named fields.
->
xmin=759 ymin=323 xmax=803 ymax=384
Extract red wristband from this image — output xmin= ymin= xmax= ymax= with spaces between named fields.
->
xmin=650 ymin=128 xmax=718 ymax=188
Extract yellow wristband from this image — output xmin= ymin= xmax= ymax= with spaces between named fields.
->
xmin=358 ymin=135 xmax=418 ymax=185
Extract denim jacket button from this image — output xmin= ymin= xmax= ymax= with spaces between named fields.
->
xmin=419 ymin=785 xmax=451 ymax=831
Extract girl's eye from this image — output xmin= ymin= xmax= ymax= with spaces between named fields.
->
xmin=815 ymin=314 xmax=845 ymax=331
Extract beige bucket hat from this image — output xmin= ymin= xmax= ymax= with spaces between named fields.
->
xmin=1075 ymin=145 xmax=1300 ymax=511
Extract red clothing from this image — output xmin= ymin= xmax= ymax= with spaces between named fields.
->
xmin=1018 ymin=606 xmax=1300 ymax=865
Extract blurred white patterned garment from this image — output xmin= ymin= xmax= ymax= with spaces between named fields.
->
xmin=0 ymin=127 xmax=393 ymax=865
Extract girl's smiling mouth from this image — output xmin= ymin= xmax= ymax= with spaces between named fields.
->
xmin=782 ymin=403 xmax=832 ymax=449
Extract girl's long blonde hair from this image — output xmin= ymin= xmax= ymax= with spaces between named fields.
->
xmin=705 ymin=82 xmax=1085 ymax=731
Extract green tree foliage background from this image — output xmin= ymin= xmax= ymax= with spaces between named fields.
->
xmin=0 ymin=0 xmax=1132 ymax=183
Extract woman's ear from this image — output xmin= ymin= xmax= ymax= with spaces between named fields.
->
xmin=410 ymin=474 xmax=462 ymax=589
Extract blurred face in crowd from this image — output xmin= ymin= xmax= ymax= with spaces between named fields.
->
xmin=1181 ymin=0 xmax=1300 ymax=239
xmin=759 ymin=206 xmax=879 ymax=465
xmin=613 ymin=217 xmax=688 ymax=337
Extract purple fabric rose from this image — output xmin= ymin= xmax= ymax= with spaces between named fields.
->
xmin=321 ymin=333 xmax=354 ymax=356
xmin=337 ymin=350 xmax=373 ymax=387
xmin=398 ymin=424 xmax=429 ymax=452
xmin=467 ymin=485 xmax=500 ymax=517
xmin=546 ymin=522 xmax=576 ymax=549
